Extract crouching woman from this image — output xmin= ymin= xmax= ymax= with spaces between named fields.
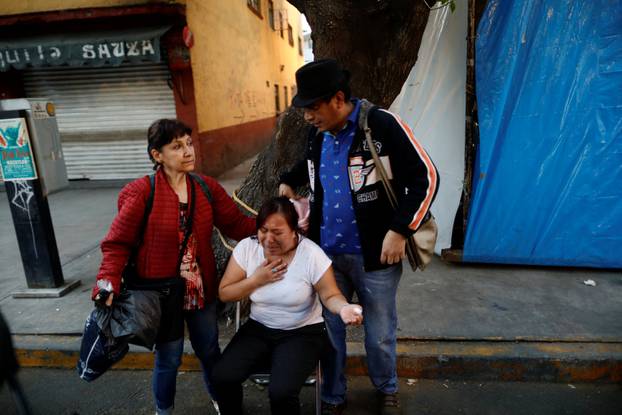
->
xmin=212 ymin=197 xmax=363 ymax=415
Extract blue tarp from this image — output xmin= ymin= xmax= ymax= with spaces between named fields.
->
xmin=464 ymin=0 xmax=622 ymax=267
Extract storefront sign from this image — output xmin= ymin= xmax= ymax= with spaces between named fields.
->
xmin=0 ymin=118 xmax=38 ymax=181
xmin=0 ymin=26 xmax=171 ymax=72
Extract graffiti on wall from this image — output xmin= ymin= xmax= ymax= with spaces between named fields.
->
xmin=9 ymin=180 xmax=39 ymax=259
xmin=228 ymin=90 xmax=268 ymax=122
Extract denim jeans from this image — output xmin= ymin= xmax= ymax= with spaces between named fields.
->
xmin=153 ymin=301 xmax=221 ymax=412
xmin=321 ymin=254 xmax=402 ymax=405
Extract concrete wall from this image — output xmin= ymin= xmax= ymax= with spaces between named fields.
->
xmin=186 ymin=0 xmax=304 ymax=174
xmin=187 ymin=0 xmax=302 ymax=131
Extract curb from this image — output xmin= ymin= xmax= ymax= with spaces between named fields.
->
xmin=12 ymin=335 xmax=622 ymax=383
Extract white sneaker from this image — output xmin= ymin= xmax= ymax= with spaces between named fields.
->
xmin=155 ymin=406 xmax=173 ymax=415
xmin=211 ymin=399 xmax=220 ymax=414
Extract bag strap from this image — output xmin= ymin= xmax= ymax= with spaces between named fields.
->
xmin=129 ymin=174 xmax=156 ymax=253
xmin=177 ymin=173 xmax=213 ymax=274
xmin=128 ymin=173 xmax=196 ymax=281
xmin=357 ymin=98 xmax=374 ymax=131
xmin=144 ymin=174 xmax=156 ymax=232
xmin=358 ymin=100 xmax=399 ymax=211
xmin=188 ymin=172 xmax=213 ymax=203
xmin=123 ymin=174 xmax=155 ymax=284
xmin=176 ymin=176 xmax=196 ymax=274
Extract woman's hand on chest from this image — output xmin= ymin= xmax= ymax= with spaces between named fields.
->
xmin=251 ymin=258 xmax=288 ymax=287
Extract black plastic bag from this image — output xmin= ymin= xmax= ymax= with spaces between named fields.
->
xmin=109 ymin=289 xmax=162 ymax=350
xmin=76 ymin=308 xmax=129 ymax=382
xmin=77 ymin=288 xmax=163 ymax=382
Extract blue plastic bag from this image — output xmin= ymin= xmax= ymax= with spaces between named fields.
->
xmin=76 ymin=308 xmax=129 ymax=382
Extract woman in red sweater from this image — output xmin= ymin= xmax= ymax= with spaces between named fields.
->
xmin=92 ymin=119 xmax=255 ymax=414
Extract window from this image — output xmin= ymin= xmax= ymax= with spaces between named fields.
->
xmin=268 ymin=1 xmax=275 ymax=30
xmin=247 ymin=0 xmax=262 ymax=18
xmin=274 ymin=84 xmax=281 ymax=113
xmin=287 ymin=24 xmax=294 ymax=46
xmin=284 ymin=85 xmax=289 ymax=108
xmin=279 ymin=12 xmax=284 ymax=38
xmin=298 ymin=36 xmax=303 ymax=56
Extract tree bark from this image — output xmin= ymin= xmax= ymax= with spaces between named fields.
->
xmin=290 ymin=0 xmax=430 ymax=108
xmin=214 ymin=1 xmax=431 ymax=274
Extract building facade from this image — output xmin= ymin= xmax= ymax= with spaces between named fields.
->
xmin=0 ymin=0 xmax=304 ymax=179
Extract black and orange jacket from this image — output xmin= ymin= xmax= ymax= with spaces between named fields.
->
xmin=280 ymin=105 xmax=439 ymax=271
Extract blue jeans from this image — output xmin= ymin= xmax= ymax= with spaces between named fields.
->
xmin=321 ymin=254 xmax=402 ymax=405
xmin=153 ymin=301 xmax=221 ymax=412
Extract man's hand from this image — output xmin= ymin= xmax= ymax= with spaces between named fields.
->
xmin=278 ymin=183 xmax=296 ymax=199
xmin=380 ymin=230 xmax=407 ymax=265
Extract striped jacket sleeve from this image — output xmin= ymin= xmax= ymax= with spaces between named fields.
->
xmin=374 ymin=109 xmax=439 ymax=236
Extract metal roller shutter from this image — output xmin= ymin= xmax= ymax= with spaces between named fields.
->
xmin=23 ymin=62 xmax=176 ymax=180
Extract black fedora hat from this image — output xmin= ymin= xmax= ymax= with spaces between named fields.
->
xmin=292 ymin=59 xmax=351 ymax=108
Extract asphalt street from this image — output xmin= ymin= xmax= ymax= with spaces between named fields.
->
xmin=1 ymin=368 xmax=621 ymax=415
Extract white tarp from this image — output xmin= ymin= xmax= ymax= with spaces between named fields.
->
xmin=390 ymin=1 xmax=467 ymax=253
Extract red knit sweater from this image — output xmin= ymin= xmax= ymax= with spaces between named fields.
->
xmin=92 ymin=169 xmax=256 ymax=303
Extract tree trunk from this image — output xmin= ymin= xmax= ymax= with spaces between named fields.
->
xmin=290 ymin=0 xmax=430 ymax=108
xmin=213 ymin=1 xmax=431 ymax=273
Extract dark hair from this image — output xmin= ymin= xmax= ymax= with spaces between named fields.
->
xmin=337 ymin=82 xmax=352 ymax=101
xmin=147 ymin=119 xmax=192 ymax=169
xmin=256 ymin=197 xmax=300 ymax=233
xmin=315 ymin=82 xmax=352 ymax=105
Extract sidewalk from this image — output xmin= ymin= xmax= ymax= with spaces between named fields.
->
xmin=1 ymin=158 xmax=621 ymax=383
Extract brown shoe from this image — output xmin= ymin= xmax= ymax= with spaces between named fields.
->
xmin=379 ymin=392 xmax=401 ymax=415
xmin=321 ymin=400 xmax=347 ymax=415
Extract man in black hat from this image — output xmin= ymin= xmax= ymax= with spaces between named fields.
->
xmin=279 ymin=59 xmax=438 ymax=415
